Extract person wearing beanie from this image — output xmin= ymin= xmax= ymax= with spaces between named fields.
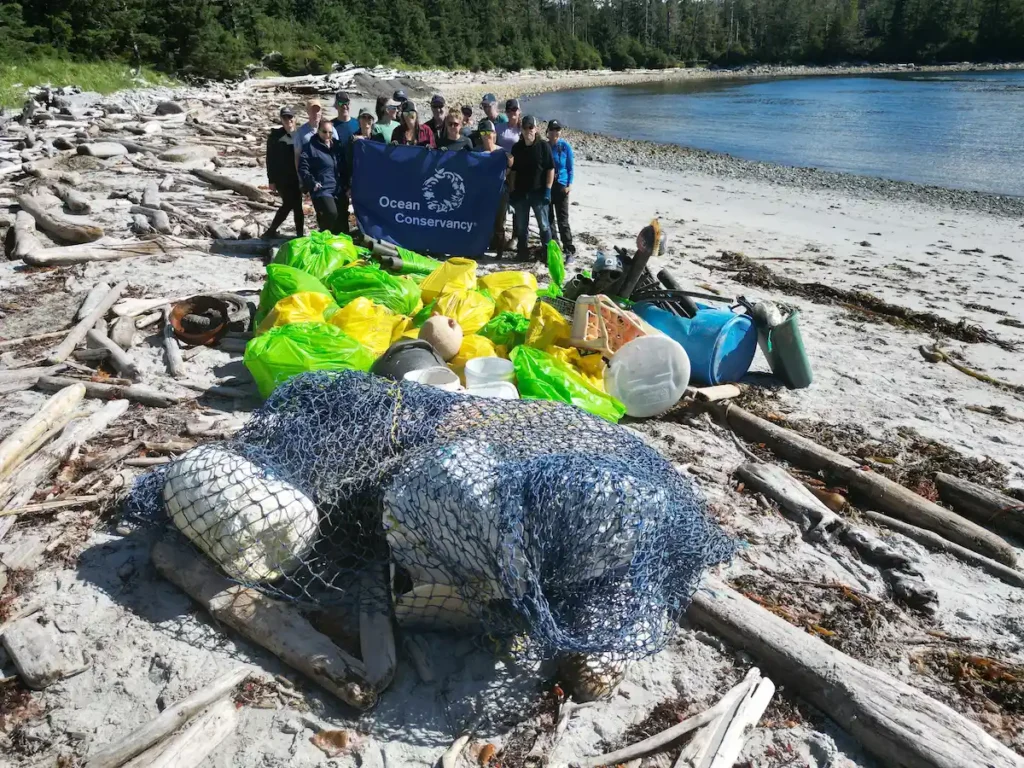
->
xmin=546 ymin=119 xmax=575 ymax=257
xmin=263 ymin=106 xmax=304 ymax=238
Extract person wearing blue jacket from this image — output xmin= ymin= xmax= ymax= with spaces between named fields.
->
xmin=299 ymin=119 xmax=349 ymax=235
xmin=547 ymin=120 xmax=575 ymax=257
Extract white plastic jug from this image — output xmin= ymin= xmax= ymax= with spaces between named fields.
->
xmin=404 ymin=366 xmax=463 ymax=392
xmin=605 ymin=335 xmax=690 ymax=418
xmin=464 ymin=357 xmax=515 ymax=389
xmin=466 ymin=381 xmax=519 ymax=399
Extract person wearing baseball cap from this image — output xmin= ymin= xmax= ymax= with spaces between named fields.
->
xmin=498 ymin=98 xmax=522 ymax=153
xmin=460 ymin=105 xmax=474 ymax=137
xmin=298 ymin=118 xmax=348 ymax=235
xmin=333 ymin=92 xmax=359 ymax=144
xmin=294 ymin=97 xmax=336 ymax=169
xmin=472 ymin=118 xmax=514 ymax=253
xmin=391 ymin=101 xmax=436 ymax=148
xmin=480 ymin=93 xmax=508 ymax=126
xmin=426 ymin=94 xmax=447 ymax=139
xmin=546 ymin=119 xmax=575 ymax=258
xmin=393 ymin=89 xmax=408 ymax=104
xmin=263 ymin=106 xmax=304 ymax=239
xmin=509 ymin=114 xmax=554 ymax=261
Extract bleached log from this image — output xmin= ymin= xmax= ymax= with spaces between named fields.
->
xmin=48 ymin=181 xmax=92 ymax=214
xmin=735 ymin=462 xmax=840 ymax=537
xmin=719 ymin=403 xmax=1017 ymax=566
xmin=35 ymin=376 xmax=183 ymax=408
xmin=707 ymin=677 xmax=775 ymax=768
xmin=110 ymin=316 xmax=137 ymax=350
xmin=18 ymin=193 xmax=104 ymax=244
xmin=86 ymin=329 xmax=139 ymax=379
xmin=441 ymin=735 xmax=472 ymax=768
xmin=0 ymin=383 xmax=85 ymax=480
xmin=110 ymin=137 xmax=160 ymax=155
xmin=0 ymin=365 xmax=66 ymax=396
xmin=77 ymin=142 xmax=128 ymax=159
xmin=73 ymin=348 xmax=109 ymax=364
xmin=46 ymin=281 xmax=126 ymax=364
xmin=23 ymin=163 xmax=82 ymax=186
xmin=151 ymin=537 xmax=376 ymax=710
xmin=934 ymin=473 xmax=1024 ymax=540
xmin=692 ymin=384 xmax=743 ymax=403
xmin=10 ymin=210 xmax=42 ymax=259
xmin=142 ymin=182 xmax=160 ymax=208
xmin=24 ymin=239 xmax=166 ymax=267
xmin=189 ymin=168 xmax=269 ymax=202
xmin=158 ymin=174 xmax=175 ymax=192
xmin=77 ymin=282 xmax=112 ymax=321
xmin=114 ymin=297 xmax=179 ymax=318
xmin=162 ymin=308 xmax=186 ymax=379
xmin=83 ymin=667 xmax=250 ymax=768
xmin=206 ymin=221 xmax=237 ymax=240
xmin=134 ymin=698 xmax=238 ymax=768
xmin=688 ymin=578 xmax=1024 ymax=768
xmin=0 ymin=494 xmax=105 ymax=518
xmin=1 ymin=616 xmax=84 ymax=690
xmin=129 ymin=205 xmax=171 ymax=234
xmin=0 ymin=329 xmax=67 ymax=350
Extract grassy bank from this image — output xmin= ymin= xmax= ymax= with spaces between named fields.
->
xmin=0 ymin=59 xmax=176 ymax=109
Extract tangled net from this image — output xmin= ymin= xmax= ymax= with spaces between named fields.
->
xmin=127 ymin=370 xmax=734 ymax=660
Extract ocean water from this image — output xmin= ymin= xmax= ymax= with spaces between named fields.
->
xmin=522 ymin=70 xmax=1024 ymax=196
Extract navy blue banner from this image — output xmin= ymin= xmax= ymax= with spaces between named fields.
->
xmin=351 ymin=140 xmax=507 ymax=255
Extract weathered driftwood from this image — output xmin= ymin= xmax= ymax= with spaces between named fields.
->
xmin=206 ymin=221 xmax=237 ymax=240
xmin=10 ymin=210 xmax=42 ymax=258
xmin=18 ymin=193 xmax=104 ymax=244
xmin=0 ymin=329 xmax=68 ymax=349
xmin=124 ymin=457 xmax=170 ymax=467
xmin=77 ymin=282 xmax=112 ymax=321
xmin=24 ymin=239 xmax=165 ymax=267
xmin=719 ymin=403 xmax=1017 ymax=566
xmin=77 ymin=142 xmax=128 ymax=159
xmin=189 ymin=168 xmax=269 ymax=202
xmin=0 ymin=383 xmax=85 ymax=480
xmin=689 ymin=577 xmax=1024 ymax=768
xmin=47 ymin=281 xmax=126 ymax=364
xmin=861 ymin=510 xmax=1024 ymax=589
xmin=48 ymin=181 xmax=92 ymax=214
xmin=691 ymin=384 xmax=743 ymax=403
xmin=109 ymin=316 xmax=137 ymax=350
xmin=114 ymin=297 xmax=179 ymax=318
xmin=129 ymin=698 xmax=238 ymax=768
xmin=142 ymin=182 xmax=160 ymax=208
xmin=934 ymin=473 xmax=1024 ymax=540
xmin=36 ymin=376 xmax=183 ymax=408
xmin=23 ymin=163 xmax=82 ymax=186
xmin=83 ymin=666 xmax=250 ymax=768
xmin=0 ymin=365 xmax=66 ymax=396
xmin=129 ymin=205 xmax=172 ymax=234
xmin=0 ymin=494 xmax=105 ymax=518
xmin=152 ymin=537 xmax=376 ymax=710
xmin=441 ymin=735 xmax=472 ymax=768
xmin=707 ymin=677 xmax=775 ymax=768
xmin=86 ymin=329 xmax=140 ymax=379
xmin=73 ymin=348 xmax=110 ymax=364
xmin=162 ymin=308 xmax=186 ymax=379
xmin=359 ymin=567 xmax=397 ymax=692
xmin=1 ymin=616 xmax=85 ymax=689
xmin=736 ymin=461 xmax=840 ymax=537
xmin=574 ymin=671 xmax=759 ymax=768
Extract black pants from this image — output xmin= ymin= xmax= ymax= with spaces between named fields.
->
xmin=312 ymin=193 xmax=350 ymax=235
xmin=551 ymin=183 xmax=573 ymax=253
xmin=268 ymin=187 xmax=304 ymax=237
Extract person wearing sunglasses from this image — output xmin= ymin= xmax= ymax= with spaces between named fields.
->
xmin=460 ymin=105 xmax=474 ymax=137
xmin=294 ymin=98 xmax=335 ymax=171
xmin=426 ymin=94 xmax=447 ymax=141
xmin=436 ymin=108 xmax=473 ymax=151
xmin=298 ymin=119 xmax=348 ymax=235
xmin=474 ymin=119 xmax=513 ymax=253
xmin=263 ymin=106 xmax=304 ymax=239
xmin=390 ymin=101 xmax=436 ymax=148
xmin=497 ymin=98 xmax=523 ymax=153
xmin=373 ymin=96 xmax=400 ymax=143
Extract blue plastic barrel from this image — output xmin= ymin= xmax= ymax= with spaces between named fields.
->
xmin=634 ymin=302 xmax=758 ymax=386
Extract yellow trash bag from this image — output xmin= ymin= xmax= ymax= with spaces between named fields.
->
xmin=420 ymin=257 xmax=477 ymax=303
xmin=526 ymin=300 xmax=572 ymax=350
xmin=550 ymin=346 xmax=608 ymax=391
xmin=494 ymin=285 xmax=538 ymax=317
xmin=255 ymin=291 xmax=339 ymax=336
xmin=434 ymin=289 xmax=495 ymax=335
xmin=479 ymin=270 xmax=538 ymax=296
xmin=448 ymin=334 xmax=505 ymax=384
xmin=328 ymin=297 xmax=410 ymax=357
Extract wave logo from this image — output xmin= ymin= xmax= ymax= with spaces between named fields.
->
xmin=422 ymin=169 xmax=465 ymax=214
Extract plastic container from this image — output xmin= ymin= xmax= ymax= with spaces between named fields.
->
xmin=464 ymin=357 xmax=515 ymax=389
xmin=371 ymin=339 xmax=447 ymax=381
xmin=404 ymin=366 xmax=462 ymax=392
xmin=605 ymin=336 xmax=690 ymax=418
xmin=760 ymin=309 xmax=813 ymax=389
xmin=466 ymin=381 xmax=519 ymax=399
xmin=633 ymin=303 xmax=757 ymax=386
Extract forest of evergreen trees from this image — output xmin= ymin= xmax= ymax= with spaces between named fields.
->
xmin=1 ymin=0 xmax=1022 ymax=81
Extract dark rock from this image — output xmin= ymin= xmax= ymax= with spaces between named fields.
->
xmin=53 ymin=136 xmax=75 ymax=151
xmin=155 ymin=100 xmax=186 ymax=116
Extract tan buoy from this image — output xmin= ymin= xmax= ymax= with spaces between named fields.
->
xmin=419 ymin=315 xmax=463 ymax=361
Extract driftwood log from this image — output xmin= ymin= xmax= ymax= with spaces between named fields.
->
xmin=689 ymin=578 xmax=1024 ymax=768
xmin=129 ymin=205 xmax=172 ymax=234
xmin=127 ymin=698 xmax=239 ymax=768
xmin=151 ymin=536 xmax=376 ymax=710
xmin=189 ymin=168 xmax=269 ymax=202
xmin=0 ymin=383 xmax=85 ymax=479
xmin=85 ymin=329 xmax=140 ymax=379
xmin=83 ymin=666 xmax=250 ymax=768
xmin=46 ymin=281 xmax=127 ymax=364
xmin=162 ymin=308 xmax=186 ymax=378
xmin=18 ymin=193 xmax=104 ymax=244
xmin=77 ymin=282 xmax=112 ymax=321
xmin=934 ymin=473 xmax=1024 ymax=540
xmin=23 ymin=239 xmax=167 ymax=267
xmin=0 ymin=365 xmax=66 ymax=396
xmin=718 ymin=403 xmax=1017 ymax=566
xmin=35 ymin=376 xmax=183 ymax=408
xmin=48 ymin=181 xmax=92 ymax=214
xmin=109 ymin=316 xmax=137 ymax=349
xmin=10 ymin=210 xmax=42 ymax=259
xmin=1 ymin=616 xmax=85 ymax=689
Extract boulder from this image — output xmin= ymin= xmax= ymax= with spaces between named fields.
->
xmin=158 ymin=145 xmax=218 ymax=164
xmin=155 ymin=100 xmax=186 ymax=115
xmin=53 ymin=136 xmax=75 ymax=151
xmin=76 ymin=142 xmax=128 ymax=159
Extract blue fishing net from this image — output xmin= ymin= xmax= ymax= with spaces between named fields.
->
xmin=126 ymin=370 xmax=734 ymax=661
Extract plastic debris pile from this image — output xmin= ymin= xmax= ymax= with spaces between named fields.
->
xmin=128 ymin=370 xmax=735 ymax=660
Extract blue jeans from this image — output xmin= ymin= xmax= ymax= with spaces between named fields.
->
xmin=512 ymin=190 xmax=551 ymax=259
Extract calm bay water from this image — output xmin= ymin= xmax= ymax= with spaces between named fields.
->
xmin=522 ymin=70 xmax=1024 ymax=196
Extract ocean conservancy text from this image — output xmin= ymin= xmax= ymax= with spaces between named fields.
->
xmin=379 ymin=196 xmax=478 ymax=232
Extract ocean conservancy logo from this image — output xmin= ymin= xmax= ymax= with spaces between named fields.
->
xmin=377 ymin=168 xmax=476 ymax=232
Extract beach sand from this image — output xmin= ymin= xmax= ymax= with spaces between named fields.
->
xmin=1 ymin=69 xmax=1022 ymax=767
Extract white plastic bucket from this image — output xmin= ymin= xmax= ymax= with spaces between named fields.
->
xmin=403 ymin=366 xmax=462 ymax=392
xmin=605 ymin=335 xmax=690 ymax=418
xmin=464 ymin=356 xmax=515 ymax=389
xmin=466 ymin=381 xmax=519 ymax=400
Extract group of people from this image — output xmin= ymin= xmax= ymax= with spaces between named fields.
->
xmin=264 ymin=90 xmax=576 ymax=261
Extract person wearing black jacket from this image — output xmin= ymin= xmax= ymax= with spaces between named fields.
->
xmin=508 ymin=115 xmax=554 ymax=261
xmin=298 ymin=119 xmax=348 ymax=234
xmin=263 ymin=106 xmax=304 ymax=238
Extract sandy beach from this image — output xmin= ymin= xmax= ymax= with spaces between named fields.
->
xmin=1 ymin=67 xmax=1023 ymax=768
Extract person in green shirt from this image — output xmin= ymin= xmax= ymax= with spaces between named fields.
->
xmin=372 ymin=96 xmax=399 ymax=143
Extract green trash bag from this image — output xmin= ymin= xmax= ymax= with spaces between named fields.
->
xmin=324 ymin=264 xmax=421 ymax=316
xmin=273 ymin=231 xmax=359 ymax=281
xmin=395 ymin=246 xmax=443 ymax=276
xmin=480 ymin=311 xmax=530 ymax=348
xmin=510 ymin=346 xmax=625 ymax=423
xmin=244 ymin=322 xmax=375 ymax=399
xmin=538 ymin=240 xmax=566 ymax=298
xmin=256 ymin=264 xmax=333 ymax=323
xmin=411 ymin=298 xmax=438 ymax=327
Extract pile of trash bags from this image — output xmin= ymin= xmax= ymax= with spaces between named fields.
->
xmin=245 ymin=230 xmax=640 ymax=422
